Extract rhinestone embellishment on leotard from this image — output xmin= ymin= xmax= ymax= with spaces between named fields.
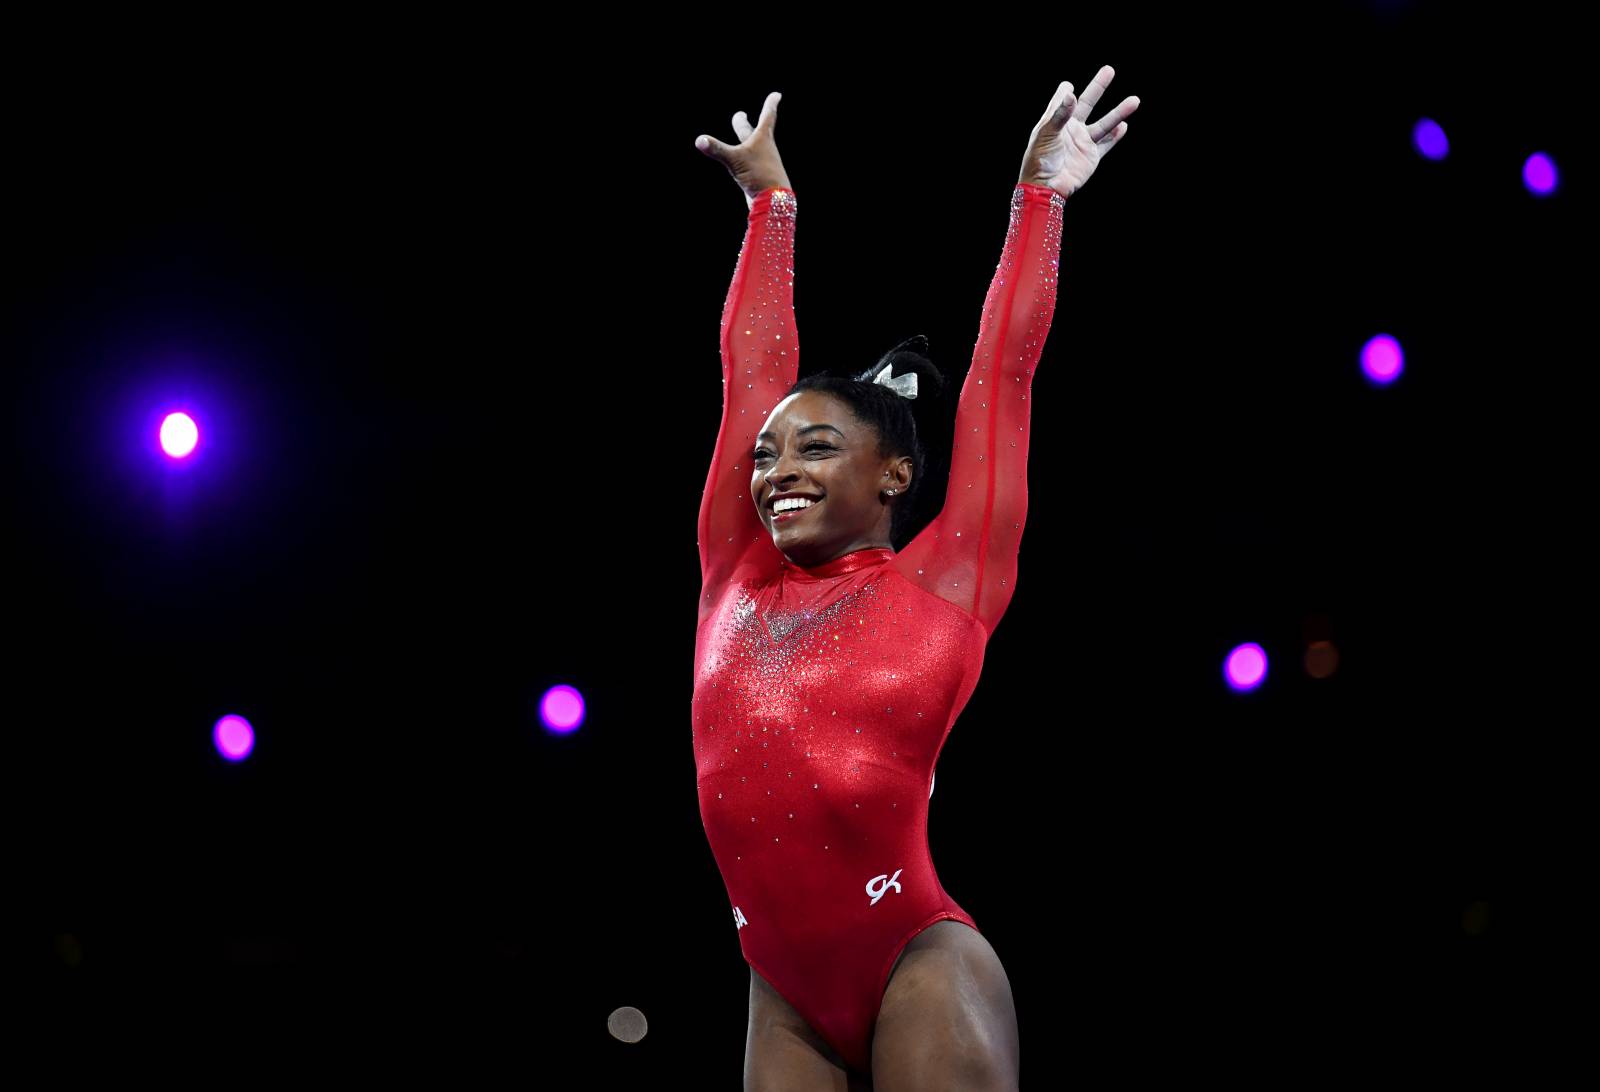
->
xmin=693 ymin=181 xmax=1059 ymax=990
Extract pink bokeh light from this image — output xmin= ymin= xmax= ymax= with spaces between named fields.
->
xmin=1224 ymin=643 xmax=1268 ymax=693
xmin=1361 ymin=334 xmax=1404 ymax=386
xmin=540 ymin=685 xmax=586 ymax=734
xmin=213 ymin=714 xmax=255 ymax=761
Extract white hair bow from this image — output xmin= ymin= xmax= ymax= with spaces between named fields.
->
xmin=871 ymin=362 xmax=918 ymax=400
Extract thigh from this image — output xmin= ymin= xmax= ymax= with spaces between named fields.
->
xmin=870 ymin=921 xmax=1019 ymax=1092
xmin=746 ymin=965 xmax=869 ymax=1091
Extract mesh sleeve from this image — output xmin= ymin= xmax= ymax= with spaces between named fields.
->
xmin=697 ymin=187 xmax=799 ymax=621
xmin=892 ymin=182 xmax=1066 ymax=638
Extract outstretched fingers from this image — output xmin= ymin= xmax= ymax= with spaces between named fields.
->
xmin=1088 ymin=95 xmax=1140 ymax=143
xmin=754 ymin=90 xmax=781 ymax=134
xmin=695 ymin=132 xmax=731 ymax=161
xmin=731 ymin=92 xmax=780 ymax=145
xmin=1039 ymin=81 xmax=1077 ymax=134
xmin=1071 ymin=65 xmax=1116 ymax=124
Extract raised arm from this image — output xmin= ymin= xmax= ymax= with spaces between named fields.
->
xmin=891 ymin=69 xmax=1139 ymax=638
xmin=697 ymin=186 xmax=798 ymax=611
xmin=694 ymin=93 xmax=798 ymax=619
xmin=891 ymin=183 xmax=1062 ymax=636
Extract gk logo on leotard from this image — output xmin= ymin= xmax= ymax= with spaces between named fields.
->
xmin=733 ymin=905 xmax=748 ymax=930
xmin=866 ymin=869 xmax=903 ymax=906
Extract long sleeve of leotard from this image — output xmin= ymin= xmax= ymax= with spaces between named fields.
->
xmin=698 ymin=187 xmax=799 ymax=621
xmin=893 ymin=181 xmax=1067 ymax=639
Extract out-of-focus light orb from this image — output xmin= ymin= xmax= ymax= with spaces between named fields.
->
xmin=160 ymin=412 xmax=200 ymax=457
xmin=1361 ymin=334 xmax=1404 ymax=386
xmin=1522 ymin=152 xmax=1558 ymax=196
xmin=1304 ymin=639 xmax=1340 ymax=679
xmin=214 ymin=714 xmax=255 ymax=761
xmin=1224 ymin=643 xmax=1268 ymax=692
xmin=607 ymin=1006 xmax=649 ymax=1044
xmin=540 ymin=684 xmax=586 ymax=734
xmin=1412 ymin=117 xmax=1449 ymax=160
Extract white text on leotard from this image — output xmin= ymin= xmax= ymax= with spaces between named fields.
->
xmin=866 ymin=869 xmax=904 ymax=906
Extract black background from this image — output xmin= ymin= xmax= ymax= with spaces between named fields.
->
xmin=11 ymin=5 xmax=1588 ymax=1084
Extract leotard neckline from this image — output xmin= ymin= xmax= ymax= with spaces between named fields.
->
xmin=780 ymin=546 xmax=896 ymax=581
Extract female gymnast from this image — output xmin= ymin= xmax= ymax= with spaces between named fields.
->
xmin=692 ymin=70 xmax=1140 ymax=1091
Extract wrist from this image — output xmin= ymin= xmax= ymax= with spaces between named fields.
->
xmin=748 ymin=185 xmax=798 ymax=215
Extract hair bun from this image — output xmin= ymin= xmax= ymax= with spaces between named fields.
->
xmin=861 ymin=334 xmax=944 ymax=402
xmin=881 ymin=334 xmax=930 ymax=359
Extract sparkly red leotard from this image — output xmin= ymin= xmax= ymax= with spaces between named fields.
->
xmin=693 ymin=181 xmax=1065 ymax=1074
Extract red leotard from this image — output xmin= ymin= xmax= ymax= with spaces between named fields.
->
xmin=693 ymin=182 xmax=1065 ymax=1074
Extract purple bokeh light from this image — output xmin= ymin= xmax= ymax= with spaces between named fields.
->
xmin=1522 ymin=152 xmax=1558 ymax=196
xmin=213 ymin=714 xmax=255 ymax=761
xmin=1224 ymin=643 xmax=1268 ymax=693
xmin=160 ymin=411 xmax=200 ymax=458
xmin=1412 ymin=117 xmax=1449 ymax=160
xmin=1361 ymin=334 xmax=1405 ymax=386
xmin=540 ymin=685 xmax=586 ymax=735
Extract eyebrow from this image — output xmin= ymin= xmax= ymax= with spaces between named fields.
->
xmin=754 ymin=424 xmax=846 ymax=444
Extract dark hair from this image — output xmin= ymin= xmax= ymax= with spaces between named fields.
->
xmin=783 ymin=334 xmax=948 ymax=549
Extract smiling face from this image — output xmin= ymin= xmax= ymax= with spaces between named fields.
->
xmin=751 ymin=390 xmax=913 ymax=569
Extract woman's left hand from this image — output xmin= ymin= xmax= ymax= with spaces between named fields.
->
xmin=1018 ymin=66 xmax=1140 ymax=198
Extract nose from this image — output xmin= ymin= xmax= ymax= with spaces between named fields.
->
xmin=763 ymin=447 xmax=804 ymax=490
xmin=761 ymin=452 xmax=806 ymax=503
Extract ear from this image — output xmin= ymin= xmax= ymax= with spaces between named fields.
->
xmin=889 ymin=454 xmax=915 ymax=492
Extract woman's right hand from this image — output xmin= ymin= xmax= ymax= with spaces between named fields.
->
xmin=695 ymin=91 xmax=793 ymax=207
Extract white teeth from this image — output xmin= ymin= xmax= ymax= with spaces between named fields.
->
xmin=773 ymin=498 xmax=817 ymax=513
